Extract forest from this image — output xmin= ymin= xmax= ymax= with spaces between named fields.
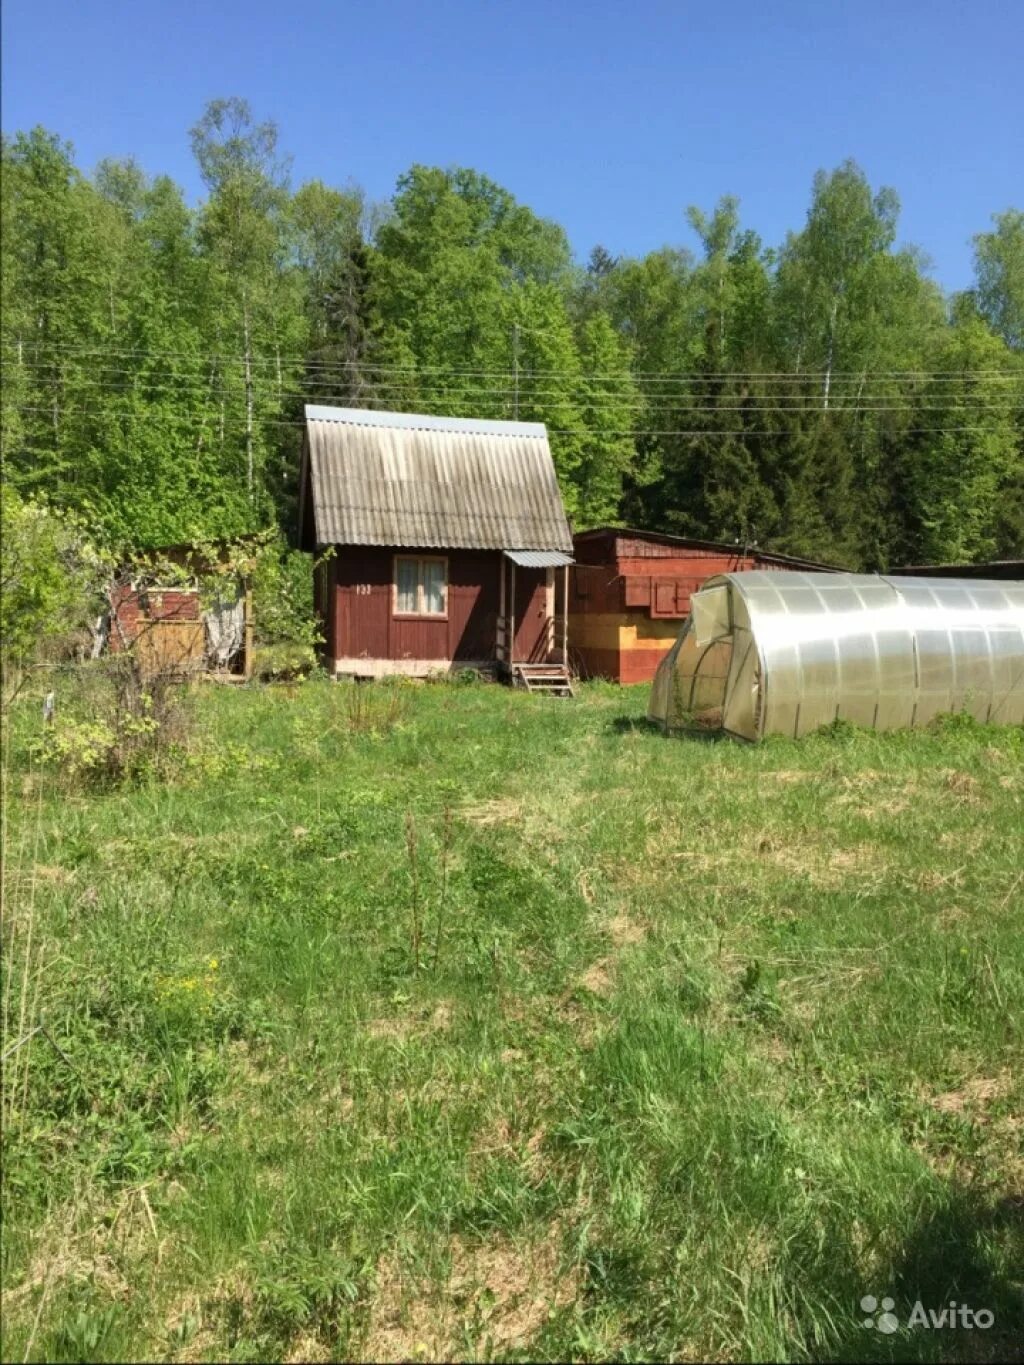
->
xmin=2 ymin=96 xmax=1022 ymax=570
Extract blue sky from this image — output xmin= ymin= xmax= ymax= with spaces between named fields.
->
xmin=3 ymin=0 xmax=1021 ymax=291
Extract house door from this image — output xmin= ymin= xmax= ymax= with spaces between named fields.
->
xmin=512 ymin=566 xmax=552 ymax=663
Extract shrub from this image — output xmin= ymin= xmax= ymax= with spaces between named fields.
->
xmin=0 ymin=487 xmax=111 ymax=702
xmin=250 ymin=640 xmax=319 ymax=682
xmin=30 ymin=657 xmax=189 ymax=785
xmin=248 ymin=534 xmax=326 ymax=679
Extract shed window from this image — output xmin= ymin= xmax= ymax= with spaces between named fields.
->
xmin=651 ymin=578 xmax=691 ymax=618
xmin=394 ymin=556 xmax=448 ymax=617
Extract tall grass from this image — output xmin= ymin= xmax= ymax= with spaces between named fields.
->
xmin=0 ymin=677 xmax=1021 ymax=1362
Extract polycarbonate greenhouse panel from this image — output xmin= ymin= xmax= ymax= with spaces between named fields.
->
xmin=648 ymin=571 xmax=1024 ymax=740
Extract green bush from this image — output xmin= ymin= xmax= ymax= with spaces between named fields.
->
xmin=248 ymin=534 xmax=325 ymax=679
xmin=0 ymin=487 xmax=111 ymax=695
xmin=250 ymin=640 xmax=319 ymax=681
xmin=29 ymin=657 xmax=189 ymax=785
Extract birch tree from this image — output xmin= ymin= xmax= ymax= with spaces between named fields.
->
xmin=190 ymin=98 xmax=301 ymax=505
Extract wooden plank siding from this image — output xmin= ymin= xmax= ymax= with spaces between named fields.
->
xmin=324 ymin=546 xmax=556 ymax=676
xmin=108 ymin=583 xmax=207 ymax=679
xmin=570 ymin=530 xmax=841 ymax=684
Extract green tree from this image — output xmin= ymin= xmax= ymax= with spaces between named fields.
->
xmin=292 ymin=180 xmax=370 ymax=404
xmin=83 ymin=160 xmax=255 ymax=546
xmin=370 ymin=166 xmax=590 ymax=510
xmin=769 ymin=162 xmax=947 ymax=565
xmin=574 ymin=313 xmax=639 ymax=526
xmin=0 ymin=129 xmax=108 ymax=504
xmin=591 ymin=247 xmax=698 ymax=525
xmin=974 ymin=209 xmax=1024 ymax=351
xmin=903 ymin=304 xmax=1020 ymax=563
xmin=505 ymin=281 xmax=586 ymax=518
xmin=190 ymin=97 xmax=305 ymax=508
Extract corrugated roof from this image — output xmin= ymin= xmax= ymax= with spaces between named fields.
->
xmin=505 ymin=550 xmax=574 ymax=568
xmin=572 ymin=526 xmax=844 ymax=572
xmin=304 ymin=405 xmax=573 ymax=553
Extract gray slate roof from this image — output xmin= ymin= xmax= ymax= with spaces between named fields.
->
xmin=304 ymin=405 xmax=573 ymax=553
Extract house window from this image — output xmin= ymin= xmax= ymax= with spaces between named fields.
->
xmin=394 ymin=556 xmax=448 ymax=617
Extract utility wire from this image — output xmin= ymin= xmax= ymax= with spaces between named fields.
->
xmin=7 ymin=404 xmax=1011 ymax=438
xmin=8 ymin=354 xmax=1024 ymax=388
xmin=4 ymin=342 xmax=1022 ymax=383
xmin=4 ymin=382 xmax=1018 ymax=416
xmin=5 ymin=365 xmax=1022 ymax=411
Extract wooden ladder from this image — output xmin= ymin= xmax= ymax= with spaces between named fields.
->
xmin=512 ymin=663 xmax=575 ymax=697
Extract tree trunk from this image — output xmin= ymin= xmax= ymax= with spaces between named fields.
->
xmin=242 ymin=296 xmax=254 ymax=497
xmin=718 ymin=270 xmax=726 ymax=365
xmin=823 ymin=298 xmax=839 ymax=410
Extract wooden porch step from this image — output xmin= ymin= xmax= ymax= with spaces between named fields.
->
xmin=512 ymin=663 xmax=575 ymax=698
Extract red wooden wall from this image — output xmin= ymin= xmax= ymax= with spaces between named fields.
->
xmin=108 ymin=583 xmax=200 ymax=650
xmin=570 ymin=531 xmax=826 ymax=684
xmin=325 ymin=547 xmax=504 ymax=668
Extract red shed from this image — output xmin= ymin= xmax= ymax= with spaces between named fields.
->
xmin=570 ymin=528 xmax=841 ymax=684
xmin=298 ymin=406 xmax=575 ymax=688
xmin=105 ymin=541 xmax=254 ymax=680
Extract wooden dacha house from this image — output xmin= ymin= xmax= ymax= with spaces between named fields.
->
xmin=299 ymin=406 xmax=575 ymax=692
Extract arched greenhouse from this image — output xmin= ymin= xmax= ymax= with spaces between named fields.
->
xmin=647 ymin=571 xmax=1024 ymax=741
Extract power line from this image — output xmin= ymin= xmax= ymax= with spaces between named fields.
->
xmin=4 ymin=380 xmax=1019 ymax=417
xmin=5 ymin=363 xmax=1022 ymax=411
xmin=4 ymin=341 xmax=1022 ymax=384
xmin=7 ymin=404 xmax=1011 ymax=438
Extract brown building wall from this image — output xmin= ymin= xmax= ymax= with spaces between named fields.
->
xmin=326 ymin=545 xmax=539 ymax=673
xmin=108 ymin=584 xmax=201 ymax=650
xmin=331 ymin=546 xmax=501 ymax=667
xmin=570 ymin=531 xmax=836 ymax=684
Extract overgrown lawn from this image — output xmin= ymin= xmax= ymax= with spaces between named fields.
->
xmin=1 ymin=679 xmax=1021 ymax=1362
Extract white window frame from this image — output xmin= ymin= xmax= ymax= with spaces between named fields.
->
xmin=392 ymin=554 xmax=449 ymax=619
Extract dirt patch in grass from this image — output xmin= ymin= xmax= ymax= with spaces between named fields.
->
xmin=470 ymin=1115 xmax=547 ymax=1180
xmin=571 ymin=915 xmax=646 ymax=1001
xmin=2 ymin=1188 xmax=159 ymax=1317
xmin=607 ymin=913 xmax=646 ymax=947
xmin=365 ymin=1001 xmax=454 ymax=1041
xmin=460 ymin=798 xmax=523 ymax=826
xmin=752 ymin=834 xmax=889 ymax=888
xmin=928 ymin=1070 xmax=1013 ymax=1117
xmin=938 ymin=828 xmax=987 ymax=852
xmin=283 ymin=1335 xmax=331 ymax=1363
xmin=363 ymin=1223 xmax=575 ymax=1362
xmin=752 ymin=1036 xmax=792 ymax=1066
xmin=831 ymin=771 xmax=923 ymax=819
xmin=33 ymin=863 xmax=77 ymax=884
xmin=858 ymin=795 xmax=911 ymax=819
xmin=939 ymin=769 xmax=983 ymax=803
xmin=934 ymin=904 xmax=970 ymax=929
xmin=164 ymin=1291 xmax=222 ymax=1364
xmin=575 ymin=959 xmax=615 ymax=997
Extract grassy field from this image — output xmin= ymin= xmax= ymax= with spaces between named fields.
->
xmin=1 ymin=676 xmax=1022 ymax=1363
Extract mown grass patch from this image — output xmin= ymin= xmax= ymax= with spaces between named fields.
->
xmin=2 ymin=679 xmax=1022 ymax=1362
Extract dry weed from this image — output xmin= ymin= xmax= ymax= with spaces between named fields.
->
xmin=363 ymin=1223 xmax=576 ymax=1362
